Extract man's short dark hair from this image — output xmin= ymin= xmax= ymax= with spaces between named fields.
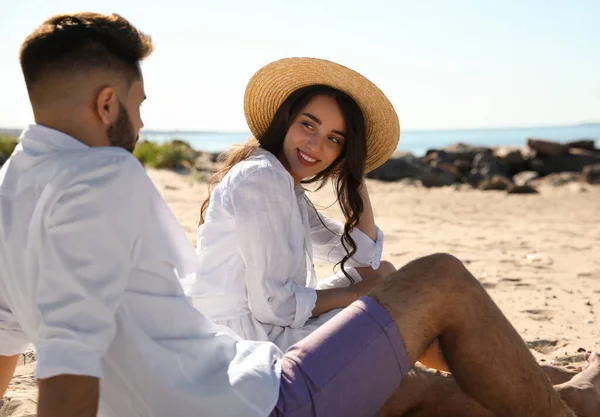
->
xmin=20 ymin=12 xmax=154 ymax=90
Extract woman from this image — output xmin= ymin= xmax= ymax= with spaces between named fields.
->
xmin=187 ymin=57 xmax=401 ymax=351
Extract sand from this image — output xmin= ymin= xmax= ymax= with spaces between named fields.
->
xmin=2 ymin=169 xmax=599 ymax=415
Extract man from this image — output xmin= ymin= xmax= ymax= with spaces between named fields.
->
xmin=0 ymin=12 xmax=598 ymax=417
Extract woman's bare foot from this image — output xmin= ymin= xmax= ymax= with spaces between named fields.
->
xmin=555 ymin=352 xmax=600 ymax=417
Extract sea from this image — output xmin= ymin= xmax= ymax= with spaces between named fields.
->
xmin=140 ymin=124 xmax=600 ymax=156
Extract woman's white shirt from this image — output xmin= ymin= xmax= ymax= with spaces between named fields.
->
xmin=187 ymin=149 xmax=384 ymax=349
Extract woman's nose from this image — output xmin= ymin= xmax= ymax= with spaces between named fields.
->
xmin=305 ymin=134 xmax=322 ymax=151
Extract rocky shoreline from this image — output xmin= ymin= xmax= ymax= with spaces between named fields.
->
xmin=2 ymin=137 xmax=599 ymax=193
xmin=366 ymin=138 xmax=600 ymax=193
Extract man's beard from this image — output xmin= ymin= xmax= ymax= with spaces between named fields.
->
xmin=107 ymin=102 xmax=138 ymax=153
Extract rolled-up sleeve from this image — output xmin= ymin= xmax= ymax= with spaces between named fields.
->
xmin=0 ymin=294 xmax=30 ymax=355
xmin=229 ymin=167 xmax=317 ymax=328
xmin=32 ymin=154 xmax=146 ymax=380
xmin=308 ymin=205 xmax=384 ymax=269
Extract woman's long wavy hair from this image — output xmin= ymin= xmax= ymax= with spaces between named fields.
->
xmin=200 ymin=84 xmax=367 ymax=283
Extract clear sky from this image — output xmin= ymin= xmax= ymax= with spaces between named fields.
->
xmin=1 ymin=0 xmax=598 ymax=131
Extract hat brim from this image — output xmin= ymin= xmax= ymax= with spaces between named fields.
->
xmin=243 ymin=57 xmax=400 ymax=173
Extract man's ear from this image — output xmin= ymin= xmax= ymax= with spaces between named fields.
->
xmin=94 ymin=86 xmax=119 ymax=126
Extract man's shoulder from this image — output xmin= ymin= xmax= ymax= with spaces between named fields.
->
xmin=66 ymin=147 xmax=144 ymax=173
xmin=54 ymin=148 xmax=148 ymax=188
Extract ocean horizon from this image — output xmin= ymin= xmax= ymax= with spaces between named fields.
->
xmin=139 ymin=124 xmax=600 ymax=156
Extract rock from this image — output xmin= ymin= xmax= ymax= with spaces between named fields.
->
xmin=210 ymin=152 xmax=221 ymax=163
xmin=530 ymin=172 xmax=581 ymax=187
xmin=419 ymin=167 xmax=456 ymax=187
xmin=527 ymin=139 xmax=567 ymax=157
xmin=530 ymin=152 xmax=600 ymax=175
xmin=442 ymin=143 xmax=492 ymax=162
xmin=478 ymin=175 xmax=513 ymax=191
xmin=436 ymin=162 xmax=463 ymax=181
xmin=494 ymin=146 xmax=529 ymax=175
xmin=581 ymin=164 xmax=600 ymax=184
xmin=194 ymin=151 xmax=217 ymax=172
xmin=566 ymin=139 xmax=596 ymax=151
xmin=453 ymin=183 xmax=473 ymax=191
xmin=494 ymin=146 xmax=525 ymax=166
xmin=507 ymin=184 xmax=538 ymax=194
xmin=423 ymin=144 xmax=492 ymax=167
xmin=453 ymin=159 xmax=472 ymax=173
xmin=520 ymin=146 xmax=537 ymax=161
xmin=367 ymin=152 xmax=428 ymax=182
xmin=471 ymin=151 xmax=510 ymax=179
xmin=465 ymin=171 xmax=484 ymax=187
xmin=569 ymin=147 xmax=600 ymax=157
xmin=422 ymin=150 xmax=449 ymax=165
xmin=423 ymin=151 xmax=466 ymax=169
xmin=513 ymin=171 xmax=540 ymax=186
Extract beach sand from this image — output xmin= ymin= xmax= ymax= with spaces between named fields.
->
xmin=2 ymin=169 xmax=599 ymax=415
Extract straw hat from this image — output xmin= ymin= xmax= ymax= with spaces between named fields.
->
xmin=243 ymin=57 xmax=400 ymax=173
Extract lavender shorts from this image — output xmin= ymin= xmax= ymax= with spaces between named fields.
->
xmin=270 ymin=296 xmax=411 ymax=417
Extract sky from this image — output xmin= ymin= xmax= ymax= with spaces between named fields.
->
xmin=0 ymin=0 xmax=598 ymax=131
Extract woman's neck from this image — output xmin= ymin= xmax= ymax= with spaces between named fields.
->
xmin=277 ymin=151 xmax=301 ymax=186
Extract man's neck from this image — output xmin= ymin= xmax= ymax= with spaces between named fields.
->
xmin=33 ymin=113 xmax=107 ymax=148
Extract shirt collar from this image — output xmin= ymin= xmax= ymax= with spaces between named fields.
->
xmin=19 ymin=124 xmax=90 ymax=154
xmin=253 ymin=147 xmax=303 ymax=193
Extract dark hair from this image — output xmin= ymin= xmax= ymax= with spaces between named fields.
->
xmin=19 ymin=12 xmax=153 ymax=92
xmin=200 ymin=84 xmax=368 ymax=283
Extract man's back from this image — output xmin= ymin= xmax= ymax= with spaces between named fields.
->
xmin=0 ymin=125 xmax=282 ymax=417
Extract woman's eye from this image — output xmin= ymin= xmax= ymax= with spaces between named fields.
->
xmin=329 ymin=136 xmax=341 ymax=144
xmin=301 ymin=121 xmax=314 ymax=130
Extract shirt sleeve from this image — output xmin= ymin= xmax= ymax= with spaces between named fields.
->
xmin=307 ymin=204 xmax=384 ymax=269
xmin=0 ymin=293 xmax=30 ymax=356
xmin=228 ymin=167 xmax=317 ymax=328
xmin=32 ymin=152 xmax=146 ymax=380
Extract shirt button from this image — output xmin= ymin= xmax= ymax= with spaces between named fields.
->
xmin=267 ymin=297 xmax=273 ymax=302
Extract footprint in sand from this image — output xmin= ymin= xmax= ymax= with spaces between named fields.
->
xmin=551 ymin=353 xmax=588 ymax=365
xmin=523 ymin=309 xmax=560 ymax=322
xmin=499 ymin=277 xmax=532 ymax=288
xmin=526 ymin=339 xmax=568 ymax=354
xmin=501 ymin=277 xmax=520 ymax=282
xmin=390 ymin=251 xmax=410 ymax=257
xmin=578 ymin=270 xmax=600 ymax=280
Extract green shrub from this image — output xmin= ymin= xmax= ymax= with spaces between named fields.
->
xmin=133 ymin=140 xmax=161 ymax=167
xmin=134 ymin=139 xmax=196 ymax=169
xmin=0 ymin=135 xmax=18 ymax=157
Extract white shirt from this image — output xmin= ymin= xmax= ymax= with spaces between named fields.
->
xmin=188 ymin=149 xmax=383 ymax=350
xmin=0 ymin=125 xmax=282 ymax=417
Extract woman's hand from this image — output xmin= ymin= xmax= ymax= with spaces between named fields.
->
xmin=347 ymin=272 xmax=384 ymax=302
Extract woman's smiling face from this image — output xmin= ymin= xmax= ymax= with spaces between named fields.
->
xmin=280 ymin=94 xmax=346 ymax=185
